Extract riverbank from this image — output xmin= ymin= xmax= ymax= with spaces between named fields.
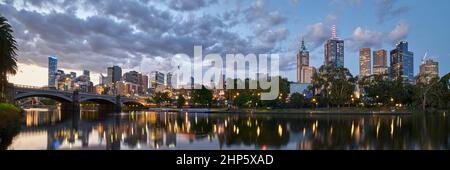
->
xmin=147 ymin=107 xmax=415 ymax=115
xmin=0 ymin=103 xmax=22 ymax=150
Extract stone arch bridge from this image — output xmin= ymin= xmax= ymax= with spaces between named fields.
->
xmin=12 ymin=84 xmax=144 ymax=112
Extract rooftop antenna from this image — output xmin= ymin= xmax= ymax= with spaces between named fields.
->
xmin=422 ymin=50 xmax=429 ymax=64
xmin=331 ymin=25 xmax=337 ymax=39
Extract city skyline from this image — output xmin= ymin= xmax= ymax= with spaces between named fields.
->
xmin=3 ymin=0 xmax=450 ymax=86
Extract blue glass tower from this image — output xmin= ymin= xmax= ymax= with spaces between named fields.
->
xmin=48 ymin=56 xmax=58 ymax=88
xmin=324 ymin=25 xmax=344 ymax=68
xmin=390 ymin=41 xmax=414 ymax=83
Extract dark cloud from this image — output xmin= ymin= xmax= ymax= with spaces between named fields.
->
xmin=0 ymin=0 xmax=289 ymax=74
xmin=165 ymin=0 xmax=219 ymax=11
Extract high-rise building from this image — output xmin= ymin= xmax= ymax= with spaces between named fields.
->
xmin=150 ymin=71 xmax=165 ymax=88
xmin=48 ymin=56 xmax=58 ymax=88
xmin=359 ymin=48 xmax=371 ymax=77
xmin=297 ymin=38 xmax=315 ymax=83
xmin=166 ymin=72 xmax=173 ymax=89
xmin=70 ymin=72 xmax=77 ymax=79
xmin=373 ymin=49 xmax=388 ymax=76
xmin=123 ymin=71 xmax=140 ymax=84
xmin=99 ymin=74 xmax=108 ymax=85
xmin=324 ymin=25 xmax=344 ymax=68
xmin=141 ymin=74 xmax=149 ymax=92
xmin=83 ymin=70 xmax=90 ymax=81
xmin=419 ymin=58 xmax=439 ymax=83
xmin=390 ymin=41 xmax=414 ymax=83
xmin=107 ymin=66 xmax=122 ymax=84
xmin=299 ymin=67 xmax=316 ymax=84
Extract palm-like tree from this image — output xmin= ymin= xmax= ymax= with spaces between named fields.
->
xmin=0 ymin=16 xmax=18 ymax=102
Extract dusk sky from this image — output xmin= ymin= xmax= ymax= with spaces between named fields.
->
xmin=2 ymin=0 xmax=449 ymax=86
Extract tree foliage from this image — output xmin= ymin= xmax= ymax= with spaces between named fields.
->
xmin=0 ymin=16 xmax=18 ymax=102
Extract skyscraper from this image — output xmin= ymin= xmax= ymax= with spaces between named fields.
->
xmin=123 ymin=71 xmax=139 ymax=84
xmin=359 ymin=48 xmax=371 ymax=77
xmin=83 ymin=70 xmax=90 ymax=81
xmin=48 ymin=56 xmax=58 ymax=88
xmin=390 ymin=41 xmax=414 ymax=83
xmin=150 ymin=71 xmax=165 ymax=88
xmin=297 ymin=38 xmax=315 ymax=83
xmin=99 ymin=73 xmax=108 ymax=85
xmin=166 ymin=72 xmax=173 ymax=89
xmin=324 ymin=25 xmax=344 ymax=68
xmin=141 ymin=74 xmax=149 ymax=92
xmin=107 ymin=66 xmax=122 ymax=84
xmin=419 ymin=58 xmax=439 ymax=83
xmin=373 ymin=49 xmax=388 ymax=76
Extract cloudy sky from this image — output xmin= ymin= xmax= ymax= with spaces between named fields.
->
xmin=3 ymin=0 xmax=449 ymax=86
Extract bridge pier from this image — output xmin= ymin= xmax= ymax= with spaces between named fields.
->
xmin=115 ymin=95 xmax=122 ymax=113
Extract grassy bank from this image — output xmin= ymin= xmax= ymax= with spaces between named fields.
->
xmin=0 ymin=103 xmax=21 ymax=150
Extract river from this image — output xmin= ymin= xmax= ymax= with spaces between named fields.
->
xmin=6 ymin=108 xmax=449 ymax=150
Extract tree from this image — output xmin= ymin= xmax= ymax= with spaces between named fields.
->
xmin=176 ymin=94 xmax=186 ymax=108
xmin=191 ymin=86 xmax=213 ymax=107
xmin=0 ymin=16 xmax=18 ymax=102
xmin=149 ymin=92 xmax=170 ymax=107
xmin=360 ymin=75 xmax=390 ymax=106
xmin=261 ymin=76 xmax=290 ymax=108
xmin=413 ymin=73 xmax=450 ymax=110
xmin=311 ymin=65 xmax=356 ymax=108
xmin=289 ymin=93 xmax=304 ymax=108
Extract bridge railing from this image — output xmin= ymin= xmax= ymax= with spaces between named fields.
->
xmin=13 ymin=84 xmax=47 ymax=90
xmin=13 ymin=84 xmax=139 ymax=100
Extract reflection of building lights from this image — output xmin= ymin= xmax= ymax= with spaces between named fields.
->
xmin=390 ymin=119 xmax=394 ymax=137
xmin=257 ymin=126 xmax=261 ymax=137
xmin=312 ymin=123 xmax=316 ymax=134
xmin=236 ymin=127 xmax=239 ymax=135
xmin=303 ymin=128 xmax=306 ymax=136
xmin=351 ymin=121 xmax=355 ymax=137
xmin=330 ymin=126 xmax=333 ymax=136
xmin=278 ymin=125 xmax=283 ymax=137
xmin=376 ymin=120 xmax=380 ymax=138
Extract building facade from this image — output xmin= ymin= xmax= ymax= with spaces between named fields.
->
xmin=166 ymin=72 xmax=173 ymax=89
xmin=48 ymin=56 xmax=58 ymax=88
xmin=359 ymin=48 xmax=371 ymax=77
xmin=390 ymin=41 xmax=414 ymax=83
xmin=418 ymin=59 xmax=439 ymax=83
xmin=107 ymin=66 xmax=122 ymax=84
xmin=373 ymin=49 xmax=388 ymax=76
xmin=150 ymin=71 xmax=165 ymax=88
xmin=297 ymin=38 xmax=315 ymax=84
xmin=324 ymin=25 xmax=344 ymax=68
xmin=83 ymin=70 xmax=90 ymax=80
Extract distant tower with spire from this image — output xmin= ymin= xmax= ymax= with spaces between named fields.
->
xmin=324 ymin=25 xmax=345 ymax=68
xmin=297 ymin=37 xmax=315 ymax=83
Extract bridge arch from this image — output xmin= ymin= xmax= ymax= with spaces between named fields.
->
xmin=121 ymin=99 xmax=145 ymax=107
xmin=14 ymin=92 xmax=73 ymax=103
xmin=80 ymin=97 xmax=116 ymax=105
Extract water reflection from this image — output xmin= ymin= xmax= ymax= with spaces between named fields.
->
xmin=7 ymin=109 xmax=450 ymax=150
